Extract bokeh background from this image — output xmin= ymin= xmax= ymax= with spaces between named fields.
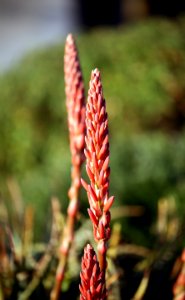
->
xmin=1 ymin=0 xmax=185 ymax=70
xmin=0 ymin=0 xmax=185 ymax=245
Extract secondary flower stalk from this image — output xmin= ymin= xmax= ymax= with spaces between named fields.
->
xmin=51 ymin=33 xmax=85 ymax=300
xmin=64 ymin=33 xmax=85 ymax=224
xmin=64 ymin=34 xmax=86 ymax=170
xmin=79 ymin=244 xmax=106 ymax=300
xmin=82 ymin=69 xmax=114 ymax=275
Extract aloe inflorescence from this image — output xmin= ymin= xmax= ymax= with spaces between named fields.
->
xmin=51 ymin=33 xmax=85 ymax=300
xmin=81 ymin=69 xmax=115 ymax=296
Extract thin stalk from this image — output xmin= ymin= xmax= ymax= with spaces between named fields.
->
xmin=51 ymin=167 xmax=80 ymax=300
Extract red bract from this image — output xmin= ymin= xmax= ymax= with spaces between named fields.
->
xmin=79 ymin=244 xmax=106 ymax=300
xmin=82 ymin=69 xmax=114 ymax=272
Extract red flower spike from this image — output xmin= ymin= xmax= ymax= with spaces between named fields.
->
xmin=64 ymin=33 xmax=85 ymax=166
xmin=82 ymin=68 xmax=115 ymax=277
xmin=51 ymin=34 xmax=86 ymax=299
xmin=79 ymin=244 xmax=106 ymax=300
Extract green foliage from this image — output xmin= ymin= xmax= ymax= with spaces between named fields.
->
xmin=110 ymin=132 xmax=185 ymax=244
xmin=0 ymin=17 xmax=185 ymax=242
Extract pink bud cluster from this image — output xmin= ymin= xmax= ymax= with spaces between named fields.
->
xmin=173 ymin=249 xmax=185 ymax=300
xmin=79 ymin=244 xmax=106 ymax=300
xmin=64 ymin=34 xmax=85 ymax=169
xmin=81 ymin=69 xmax=114 ymax=248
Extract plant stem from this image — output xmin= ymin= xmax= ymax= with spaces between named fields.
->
xmin=50 ymin=165 xmax=81 ymax=300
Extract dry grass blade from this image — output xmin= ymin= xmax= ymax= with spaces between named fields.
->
xmin=19 ymin=197 xmax=63 ymax=300
xmin=111 ymin=205 xmax=145 ymax=220
xmin=22 ymin=205 xmax=34 ymax=260
xmin=108 ymin=244 xmax=151 ymax=259
xmin=132 ymin=271 xmax=150 ymax=300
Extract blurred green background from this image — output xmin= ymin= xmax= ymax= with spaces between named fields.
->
xmin=0 ymin=16 xmax=185 ymax=245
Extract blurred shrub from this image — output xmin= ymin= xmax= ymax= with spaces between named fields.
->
xmin=0 ymin=17 xmax=185 ymax=242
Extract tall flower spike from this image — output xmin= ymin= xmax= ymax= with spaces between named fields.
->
xmin=79 ymin=244 xmax=106 ymax=300
xmin=51 ymin=34 xmax=85 ymax=300
xmin=82 ymin=69 xmax=115 ymax=274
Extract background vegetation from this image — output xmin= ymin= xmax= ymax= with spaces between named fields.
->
xmin=0 ymin=16 xmax=185 ymax=245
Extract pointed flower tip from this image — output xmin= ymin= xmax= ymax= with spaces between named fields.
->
xmin=93 ymin=68 xmax=99 ymax=73
xmin=86 ymin=243 xmax=93 ymax=251
xmin=66 ymin=33 xmax=74 ymax=44
xmin=92 ymin=68 xmax=100 ymax=78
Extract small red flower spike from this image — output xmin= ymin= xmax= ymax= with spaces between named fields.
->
xmin=173 ymin=249 xmax=185 ymax=300
xmin=79 ymin=244 xmax=106 ymax=300
xmin=82 ymin=69 xmax=115 ymax=274
xmin=64 ymin=33 xmax=85 ymax=170
xmin=64 ymin=33 xmax=86 ymax=221
xmin=51 ymin=34 xmax=85 ymax=300
xmin=63 ymin=32 xmax=85 ymax=242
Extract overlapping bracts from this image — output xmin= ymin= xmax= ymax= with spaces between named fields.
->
xmin=79 ymin=244 xmax=106 ymax=300
xmin=82 ymin=69 xmax=114 ymax=244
